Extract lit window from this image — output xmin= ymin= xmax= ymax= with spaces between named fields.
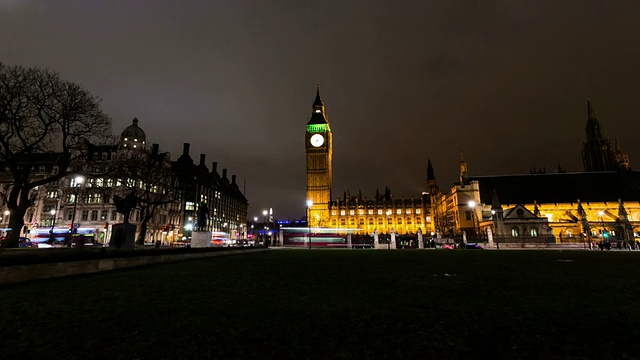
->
xmin=358 ymin=210 xmax=364 ymax=215
xmin=134 ymin=139 xmax=138 ymax=142
xmin=349 ymin=210 xmax=355 ymax=215
xmin=406 ymin=209 xmax=412 ymax=214
xmin=426 ymin=216 xmax=431 ymax=222
xmin=416 ymin=209 xmax=421 ymax=214
xmin=530 ymin=228 xmax=538 ymax=237
xmin=331 ymin=211 xmax=337 ymax=216
xmin=124 ymin=138 xmax=128 ymax=141
xmin=133 ymin=145 xmax=137 ymax=148
xmin=511 ymin=227 xmax=520 ymax=237
xmin=396 ymin=209 xmax=402 ymax=215
xmin=340 ymin=210 xmax=346 ymax=216
xmin=368 ymin=210 xmax=373 ymax=215
xmin=377 ymin=209 xmax=383 ymax=215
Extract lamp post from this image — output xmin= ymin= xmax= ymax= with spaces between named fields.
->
xmin=468 ymin=200 xmax=477 ymax=243
xmin=262 ymin=210 xmax=268 ymax=247
xmin=68 ymin=175 xmax=84 ymax=247
xmin=253 ymin=216 xmax=258 ymax=245
xmin=306 ymin=199 xmax=313 ymax=249
xmin=598 ymin=210 xmax=607 ymax=243
xmin=386 ymin=210 xmax=392 ymax=249
xmin=48 ymin=209 xmax=56 ymax=243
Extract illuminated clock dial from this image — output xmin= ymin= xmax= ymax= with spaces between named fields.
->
xmin=310 ymin=134 xmax=324 ymax=147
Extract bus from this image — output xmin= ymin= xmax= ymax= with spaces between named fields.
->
xmin=211 ymin=231 xmax=231 ymax=247
xmin=282 ymin=228 xmax=348 ymax=247
xmin=31 ymin=227 xmax=97 ymax=246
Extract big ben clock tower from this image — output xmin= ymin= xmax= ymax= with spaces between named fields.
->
xmin=305 ymin=86 xmax=332 ymax=227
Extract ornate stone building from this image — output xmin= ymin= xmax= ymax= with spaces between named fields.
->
xmin=429 ymin=100 xmax=639 ymax=246
xmin=1 ymin=118 xmax=248 ymax=245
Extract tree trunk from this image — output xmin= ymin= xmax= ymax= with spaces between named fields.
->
xmin=136 ymin=220 xmax=148 ymax=246
xmin=2 ymin=185 xmax=30 ymax=248
xmin=3 ymin=211 xmax=25 ymax=248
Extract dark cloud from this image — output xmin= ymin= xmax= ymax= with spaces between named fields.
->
xmin=2 ymin=0 xmax=639 ymax=219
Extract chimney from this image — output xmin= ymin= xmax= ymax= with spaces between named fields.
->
xmin=211 ymin=162 xmax=218 ymax=173
xmin=199 ymin=154 xmax=206 ymax=166
xmin=222 ymin=168 xmax=227 ymax=179
xmin=232 ymin=175 xmax=236 ymax=184
xmin=152 ymin=144 xmax=159 ymax=155
xmin=183 ymin=143 xmax=190 ymax=156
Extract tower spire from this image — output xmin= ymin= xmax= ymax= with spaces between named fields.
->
xmin=313 ymin=84 xmax=324 ymax=108
xmin=585 ymin=98 xmax=603 ymax=142
xmin=427 ymin=159 xmax=435 ymax=181
xmin=459 ymin=152 xmax=469 ymax=184
xmin=308 ymin=85 xmax=327 ymax=125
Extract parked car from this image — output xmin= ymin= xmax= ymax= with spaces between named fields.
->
xmin=18 ymin=237 xmax=33 ymax=248
xmin=465 ymin=243 xmax=483 ymax=249
xmin=30 ymin=238 xmax=55 ymax=249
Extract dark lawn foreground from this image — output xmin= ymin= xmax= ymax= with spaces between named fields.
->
xmin=1 ymin=250 xmax=639 ymax=360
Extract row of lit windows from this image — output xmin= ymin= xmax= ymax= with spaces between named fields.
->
xmin=332 ymin=217 xmax=424 ymax=226
xmin=65 ymin=194 xmax=104 ymax=204
xmin=332 ymin=209 xmax=422 ymax=216
xmin=511 ymin=227 xmax=538 ymax=237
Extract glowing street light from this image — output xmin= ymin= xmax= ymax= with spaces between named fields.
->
xmin=598 ymin=210 xmax=607 ymax=239
xmin=306 ymin=199 xmax=313 ymax=249
xmin=468 ymin=200 xmax=477 ymax=240
xmin=48 ymin=209 xmax=57 ymax=243
xmin=70 ymin=175 xmax=85 ymax=237
xmin=262 ymin=210 xmax=269 ymax=247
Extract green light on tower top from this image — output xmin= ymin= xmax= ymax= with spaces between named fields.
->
xmin=307 ymin=124 xmax=328 ymax=133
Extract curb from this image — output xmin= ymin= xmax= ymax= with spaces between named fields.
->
xmin=0 ymin=248 xmax=268 ymax=285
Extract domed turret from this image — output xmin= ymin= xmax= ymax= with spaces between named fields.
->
xmin=119 ymin=118 xmax=147 ymax=150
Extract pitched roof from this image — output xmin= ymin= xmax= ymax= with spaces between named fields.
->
xmin=470 ymin=171 xmax=640 ymax=205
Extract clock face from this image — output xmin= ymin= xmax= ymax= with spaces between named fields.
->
xmin=310 ymin=134 xmax=324 ymax=147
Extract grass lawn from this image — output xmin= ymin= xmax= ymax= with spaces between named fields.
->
xmin=1 ymin=249 xmax=640 ymax=359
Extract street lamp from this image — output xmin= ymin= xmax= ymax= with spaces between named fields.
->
xmin=468 ymin=200 xmax=477 ymax=242
xmin=598 ymin=210 xmax=607 ymax=241
xmin=48 ymin=209 xmax=56 ymax=243
xmin=262 ymin=210 xmax=269 ymax=247
xmin=386 ymin=210 xmax=392 ymax=249
xmin=68 ymin=175 xmax=84 ymax=247
xmin=306 ymin=199 xmax=313 ymax=249
xmin=70 ymin=176 xmax=85 ymax=233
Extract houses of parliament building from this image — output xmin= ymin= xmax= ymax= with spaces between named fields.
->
xmin=305 ymin=89 xmax=639 ymax=245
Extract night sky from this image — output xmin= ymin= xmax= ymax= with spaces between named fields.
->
xmin=2 ymin=1 xmax=639 ymax=220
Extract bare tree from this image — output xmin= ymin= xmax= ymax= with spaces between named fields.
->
xmin=0 ymin=63 xmax=111 ymax=248
xmin=110 ymin=145 xmax=177 ymax=245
